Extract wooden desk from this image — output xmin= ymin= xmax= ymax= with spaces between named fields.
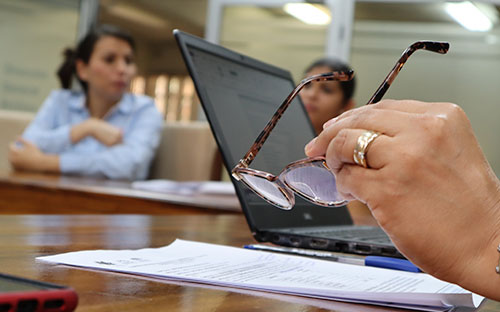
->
xmin=1 ymin=214 xmax=497 ymax=311
xmin=0 ymin=171 xmax=240 ymax=214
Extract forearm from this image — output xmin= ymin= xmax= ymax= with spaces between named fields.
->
xmin=36 ymin=153 xmax=60 ymax=173
xmin=454 ymin=177 xmax=500 ymax=300
xmin=463 ymin=236 xmax=500 ymax=301
xmin=22 ymin=90 xmax=73 ymax=153
xmin=23 ymin=124 xmax=72 ymax=154
xmin=60 ymin=146 xmax=152 ymax=180
xmin=9 ymin=148 xmax=60 ymax=174
xmin=459 ymin=202 xmax=500 ymax=299
xmin=70 ymin=119 xmax=93 ymax=144
xmin=71 ymin=118 xmax=123 ymax=146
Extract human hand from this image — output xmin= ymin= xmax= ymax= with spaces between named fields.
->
xmin=305 ymin=100 xmax=500 ymax=298
xmin=8 ymin=138 xmax=59 ymax=172
xmin=86 ymin=118 xmax=123 ymax=146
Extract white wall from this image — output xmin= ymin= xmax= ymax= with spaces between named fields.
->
xmin=0 ymin=0 xmax=79 ymax=112
xmin=219 ymin=6 xmax=329 ymax=81
xmin=351 ymin=20 xmax=500 ymax=175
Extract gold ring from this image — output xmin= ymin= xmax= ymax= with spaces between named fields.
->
xmin=353 ymin=130 xmax=380 ymax=168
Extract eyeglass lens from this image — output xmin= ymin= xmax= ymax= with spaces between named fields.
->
xmin=282 ymin=164 xmax=343 ymax=205
xmin=239 ymin=174 xmax=292 ymax=209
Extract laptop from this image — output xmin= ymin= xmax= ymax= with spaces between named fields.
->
xmin=174 ymin=30 xmax=402 ymax=258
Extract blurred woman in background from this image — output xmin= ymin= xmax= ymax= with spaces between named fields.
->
xmin=8 ymin=24 xmax=162 ymax=180
xmin=299 ymin=58 xmax=356 ymax=135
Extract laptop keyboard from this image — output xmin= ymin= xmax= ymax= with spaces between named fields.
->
xmin=306 ymin=227 xmax=391 ymax=244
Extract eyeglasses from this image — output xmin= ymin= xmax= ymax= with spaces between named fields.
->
xmin=231 ymin=41 xmax=450 ymax=210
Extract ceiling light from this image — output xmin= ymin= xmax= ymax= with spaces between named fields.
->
xmin=445 ymin=1 xmax=494 ymax=32
xmin=107 ymin=4 xmax=168 ymax=29
xmin=283 ymin=3 xmax=331 ymax=25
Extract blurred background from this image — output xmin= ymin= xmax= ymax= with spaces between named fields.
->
xmin=2 ymin=0 xmax=500 ymax=175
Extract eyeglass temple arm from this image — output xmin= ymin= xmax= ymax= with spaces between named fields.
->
xmin=367 ymin=41 xmax=449 ymax=105
xmin=234 ymin=70 xmax=354 ymax=169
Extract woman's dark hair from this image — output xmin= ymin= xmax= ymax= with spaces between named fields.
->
xmin=304 ymin=58 xmax=356 ymax=105
xmin=56 ymin=24 xmax=136 ymax=92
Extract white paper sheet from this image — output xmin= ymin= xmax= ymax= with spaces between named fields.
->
xmin=131 ymin=180 xmax=236 ymax=195
xmin=37 ymin=239 xmax=483 ymax=311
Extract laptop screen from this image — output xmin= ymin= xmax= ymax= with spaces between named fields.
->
xmin=177 ymin=32 xmax=352 ymax=230
xmin=189 ymin=46 xmax=310 ymax=175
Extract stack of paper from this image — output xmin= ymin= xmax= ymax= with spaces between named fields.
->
xmin=131 ymin=180 xmax=235 ymax=195
xmin=37 ymin=239 xmax=483 ymax=311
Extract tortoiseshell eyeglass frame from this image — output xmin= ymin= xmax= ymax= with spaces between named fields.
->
xmin=232 ymin=41 xmax=450 ymax=209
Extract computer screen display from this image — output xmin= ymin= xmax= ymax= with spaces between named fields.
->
xmin=189 ymin=46 xmax=313 ymax=173
xmin=183 ymin=42 xmax=352 ymax=230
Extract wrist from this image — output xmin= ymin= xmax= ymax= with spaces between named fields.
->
xmin=71 ymin=119 xmax=94 ymax=143
xmin=36 ymin=153 xmax=60 ymax=173
xmin=463 ymin=231 xmax=500 ymax=301
xmin=457 ymin=178 xmax=500 ymax=300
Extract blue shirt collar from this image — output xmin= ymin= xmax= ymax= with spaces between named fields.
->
xmin=69 ymin=92 xmax=133 ymax=116
xmin=116 ymin=93 xmax=133 ymax=115
xmin=69 ymin=92 xmax=86 ymax=111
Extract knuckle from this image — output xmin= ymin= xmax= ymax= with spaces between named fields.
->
xmin=345 ymin=112 xmax=361 ymax=128
xmin=313 ymin=133 xmax=330 ymax=154
xmin=332 ymin=129 xmax=349 ymax=157
xmin=350 ymin=108 xmax=379 ymax=130
xmin=350 ymin=109 xmax=368 ymax=127
xmin=413 ymin=114 xmax=447 ymax=151
xmin=444 ymin=102 xmax=464 ymax=116
xmin=434 ymin=102 xmax=466 ymax=120
xmin=446 ymin=103 xmax=470 ymax=124
xmin=373 ymin=99 xmax=396 ymax=109
xmin=335 ymin=165 xmax=356 ymax=200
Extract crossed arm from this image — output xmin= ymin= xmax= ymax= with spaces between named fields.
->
xmin=9 ymin=98 xmax=162 ymax=180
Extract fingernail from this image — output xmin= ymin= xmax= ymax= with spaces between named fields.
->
xmin=305 ymin=137 xmax=316 ymax=155
xmin=323 ymin=117 xmax=337 ymax=129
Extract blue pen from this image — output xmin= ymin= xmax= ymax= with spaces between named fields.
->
xmin=243 ymin=244 xmax=421 ymax=273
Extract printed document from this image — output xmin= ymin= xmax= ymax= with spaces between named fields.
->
xmin=37 ymin=239 xmax=483 ymax=311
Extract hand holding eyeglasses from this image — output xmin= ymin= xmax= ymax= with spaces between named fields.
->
xmin=232 ymin=40 xmax=500 ymax=300
xmin=306 ymin=98 xmax=500 ymax=301
xmin=232 ymin=41 xmax=449 ymax=210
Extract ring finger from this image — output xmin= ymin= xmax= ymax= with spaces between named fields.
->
xmin=325 ymin=128 xmax=391 ymax=173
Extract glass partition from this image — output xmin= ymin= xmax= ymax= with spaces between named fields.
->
xmin=0 ymin=0 xmax=80 ymax=112
xmin=350 ymin=1 xmax=500 ymax=175
xmin=220 ymin=4 xmax=330 ymax=81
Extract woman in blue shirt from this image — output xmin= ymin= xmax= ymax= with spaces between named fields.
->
xmin=8 ymin=25 xmax=162 ymax=180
